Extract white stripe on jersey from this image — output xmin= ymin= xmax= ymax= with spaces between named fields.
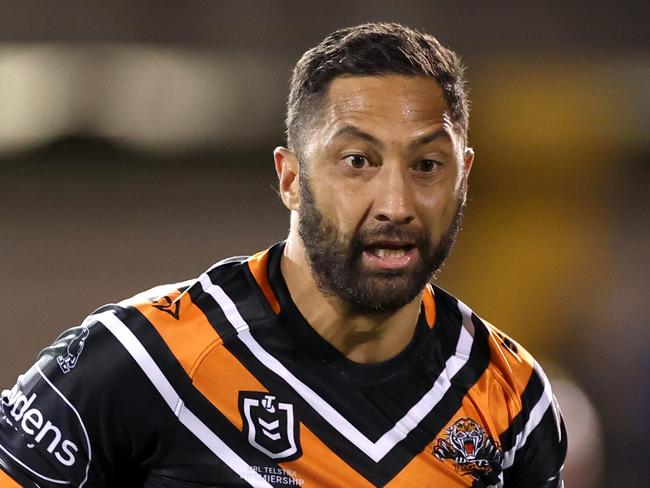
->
xmin=199 ymin=274 xmax=476 ymax=463
xmin=94 ymin=311 xmax=273 ymax=488
xmin=501 ymin=360 xmax=555 ymax=470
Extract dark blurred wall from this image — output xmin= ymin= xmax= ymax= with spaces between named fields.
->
xmin=0 ymin=147 xmax=287 ymax=380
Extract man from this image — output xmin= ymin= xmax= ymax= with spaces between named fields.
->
xmin=0 ymin=22 xmax=566 ymax=487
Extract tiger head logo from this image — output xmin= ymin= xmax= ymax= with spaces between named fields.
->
xmin=448 ymin=418 xmax=485 ymax=461
xmin=433 ymin=417 xmax=503 ymax=480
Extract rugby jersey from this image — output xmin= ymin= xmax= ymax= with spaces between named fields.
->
xmin=0 ymin=242 xmax=566 ymax=487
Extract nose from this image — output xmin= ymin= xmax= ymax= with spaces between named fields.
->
xmin=372 ymin=164 xmax=415 ymax=225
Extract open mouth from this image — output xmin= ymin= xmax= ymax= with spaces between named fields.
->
xmin=365 ymin=242 xmax=414 ymax=258
xmin=464 ymin=439 xmax=475 ymax=456
xmin=362 ymin=241 xmax=416 ymax=270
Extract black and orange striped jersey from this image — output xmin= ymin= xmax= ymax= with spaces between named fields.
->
xmin=0 ymin=242 xmax=566 ymax=488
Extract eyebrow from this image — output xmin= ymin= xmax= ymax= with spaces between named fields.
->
xmin=330 ymin=125 xmax=384 ymax=148
xmin=330 ymin=125 xmax=452 ymax=149
xmin=413 ymin=128 xmax=452 ymax=146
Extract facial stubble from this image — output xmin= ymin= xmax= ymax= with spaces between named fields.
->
xmin=298 ymin=174 xmax=466 ymax=314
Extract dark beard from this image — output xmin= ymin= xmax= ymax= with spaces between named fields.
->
xmin=298 ymin=175 xmax=466 ymax=314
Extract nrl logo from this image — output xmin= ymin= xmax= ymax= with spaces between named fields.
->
xmin=433 ymin=417 xmax=503 ymax=479
xmin=238 ymin=391 xmax=301 ymax=461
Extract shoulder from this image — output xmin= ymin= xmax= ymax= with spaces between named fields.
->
xmin=0 ymin=255 xmax=259 ymax=485
xmin=432 ymin=285 xmax=567 ymax=486
xmin=105 ymin=254 xmax=256 ymax=377
xmin=0 ymin=252 xmax=266 ymax=486
xmin=481 ymin=318 xmax=547 ymax=402
xmin=479 ymin=320 xmax=566 ymax=483
xmin=23 ymin=252 xmax=257 ymax=404
xmin=431 ymin=285 xmax=552 ymax=404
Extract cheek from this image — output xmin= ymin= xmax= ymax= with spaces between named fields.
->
xmin=307 ymin=177 xmax=363 ymax=231
xmin=311 ymin=169 xmax=369 ymax=225
xmin=331 ymin=192 xmax=369 ymax=233
xmin=416 ymin=186 xmax=461 ymax=229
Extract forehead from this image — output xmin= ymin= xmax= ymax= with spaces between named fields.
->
xmin=318 ymin=75 xmax=453 ymax=138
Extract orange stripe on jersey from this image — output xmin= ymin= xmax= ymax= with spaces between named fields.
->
xmin=247 ymin=250 xmax=281 ymax=314
xmin=463 ymin=367 xmax=525 ymax=440
xmin=280 ymin=425 xmax=373 ymax=488
xmin=132 ymin=289 xmax=223 ymax=376
xmin=191 ymin=343 xmax=267 ymax=431
xmin=0 ymin=469 xmax=23 ymax=488
xmin=422 ymin=284 xmax=436 ymax=328
xmin=391 ymin=363 xmax=527 ymax=485
xmin=483 ymin=320 xmax=536 ymax=396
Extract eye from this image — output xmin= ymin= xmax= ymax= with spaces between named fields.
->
xmin=415 ymin=159 xmax=441 ymax=173
xmin=343 ymin=154 xmax=369 ymax=169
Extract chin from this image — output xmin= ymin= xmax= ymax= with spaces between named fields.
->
xmin=341 ymin=275 xmax=426 ymax=314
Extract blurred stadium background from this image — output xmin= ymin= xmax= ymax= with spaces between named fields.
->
xmin=0 ymin=1 xmax=647 ymax=486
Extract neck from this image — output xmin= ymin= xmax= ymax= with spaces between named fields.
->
xmin=281 ymin=230 xmax=423 ymax=364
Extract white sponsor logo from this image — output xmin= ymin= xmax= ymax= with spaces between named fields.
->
xmin=0 ymin=367 xmax=91 ymax=487
xmin=1 ymin=384 xmax=79 ymax=466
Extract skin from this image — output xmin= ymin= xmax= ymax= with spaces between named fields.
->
xmin=274 ymin=74 xmax=474 ymax=364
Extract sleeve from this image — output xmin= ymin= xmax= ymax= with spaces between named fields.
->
xmin=0 ymin=308 xmax=172 ymax=487
xmin=501 ymin=361 xmax=568 ymax=488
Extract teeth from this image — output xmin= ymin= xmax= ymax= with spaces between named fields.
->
xmin=375 ymin=248 xmax=406 ymax=257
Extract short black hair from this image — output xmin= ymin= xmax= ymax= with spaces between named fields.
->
xmin=286 ymin=22 xmax=470 ymax=159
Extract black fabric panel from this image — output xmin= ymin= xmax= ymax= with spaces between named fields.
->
xmin=0 ymin=463 xmax=39 ymax=487
xmin=0 ymin=313 xmax=168 ymax=487
xmin=252 ymin=309 xmax=440 ymax=440
xmin=502 ymin=406 xmax=567 ymax=488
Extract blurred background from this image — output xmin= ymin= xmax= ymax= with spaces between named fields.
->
xmin=0 ymin=1 xmax=647 ymax=486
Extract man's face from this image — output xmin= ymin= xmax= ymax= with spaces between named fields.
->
xmin=297 ymin=75 xmax=473 ymax=314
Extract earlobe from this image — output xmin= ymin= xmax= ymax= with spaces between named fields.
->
xmin=273 ymin=147 xmax=301 ymax=211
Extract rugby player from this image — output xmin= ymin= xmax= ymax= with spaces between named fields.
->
xmin=0 ymin=22 xmax=566 ymax=487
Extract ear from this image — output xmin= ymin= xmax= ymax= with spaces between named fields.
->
xmin=463 ymin=147 xmax=475 ymax=178
xmin=274 ymin=147 xmax=301 ymax=211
